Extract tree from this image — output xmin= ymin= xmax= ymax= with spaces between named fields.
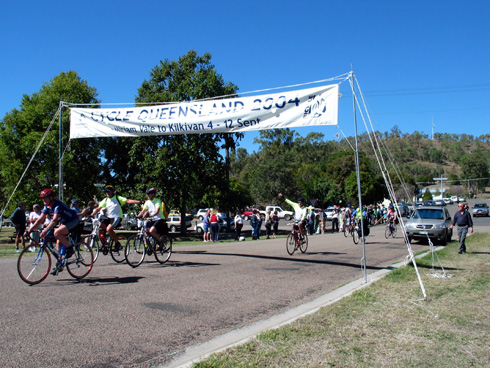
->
xmin=0 ymin=71 xmax=100 ymax=214
xmin=460 ymin=151 xmax=489 ymax=192
xmin=130 ymin=50 xmax=242 ymax=232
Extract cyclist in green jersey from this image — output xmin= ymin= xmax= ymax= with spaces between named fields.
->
xmin=278 ymin=193 xmax=308 ymax=236
xmin=138 ymin=188 xmax=169 ymax=243
xmin=91 ymin=185 xmax=142 ymax=250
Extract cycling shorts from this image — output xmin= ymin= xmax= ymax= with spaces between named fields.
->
xmin=100 ymin=216 xmax=121 ymax=228
xmin=147 ymin=219 xmax=168 ymax=235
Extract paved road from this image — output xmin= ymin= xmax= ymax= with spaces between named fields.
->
xmin=1 ymin=201 xmax=488 ymax=368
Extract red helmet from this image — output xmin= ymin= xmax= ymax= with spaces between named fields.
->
xmin=40 ymin=189 xmax=55 ymax=198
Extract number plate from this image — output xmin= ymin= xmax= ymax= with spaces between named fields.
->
xmin=419 ymin=231 xmax=428 ymax=235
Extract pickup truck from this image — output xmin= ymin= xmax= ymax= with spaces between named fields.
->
xmin=259 ymin=206 xmax=294 ymax=221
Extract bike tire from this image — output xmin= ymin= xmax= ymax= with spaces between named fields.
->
xmin=110 ymin=238 xmax=126 ymax=263
xmin=154 ymin=235 xmax=172 ymax=264
xmin=385 ymin=226 xmax=390 ymax=239
xmin=17 ymin=246 xmax=52 ymax=285
xmin=286 ymin=233 xmax=296 ymax=255
xmin=343 ymin=225 xmax=349 ymax=238
xmin=125 ymin=234 xmax=146 ymax=268
xmin=299 ymin=233 xmax=308 ymax=253
xmin=66 ymin=243 xmax=94 ymax=279
xmin=353 ymin=229 xmax=360 ymax=244
xmin=88 ymin=236 xmax=100 ymax=263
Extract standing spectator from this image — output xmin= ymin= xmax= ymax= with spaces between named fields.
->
xmin=250 ymin=209 xmax=261 ymax=240
xmin=70 ymin=198 xmax=88 ymax=217
xmin=449 ymin=203 xmax=474 ymax=254
xmin=234 ymin=212 xmax=244 ymax=241
xmin=28 ymin=204 xmax=43 ymax=252
xmin=332 ymin=206 xmax=340 ymax=233
xmin=10 ymin=201 xmax=27 ymax=252
xmin=210 ymin=209 xmax=219 ymax=242
xmin=272 ymin=210 xmax=279 ymax=238
xmin=264 ymin=209 xmax=273 ymax=239
xmin=203 ymin=209 xmax=211 ymax=242
xmin=307 ymin=207 xmax=316 ymax=235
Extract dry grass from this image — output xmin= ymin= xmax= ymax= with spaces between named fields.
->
xmin=195 ymin=233 xmax=490 ymax=367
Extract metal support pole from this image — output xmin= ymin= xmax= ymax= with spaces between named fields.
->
xmin=59 ymin=101 xmax=63 ymax=201
xmin=349 ymin=72 xmax=367 ymax=283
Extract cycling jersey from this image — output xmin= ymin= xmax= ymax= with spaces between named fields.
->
xmin=42 ymin=199 xmax=79 ymax=225
xmin=98 ymin=195 xmax=128 ymax=218
xmin=143 ymin=198 xmax=168 ymax=220
xmin=285 ymin=198 xmax=307 ymax=221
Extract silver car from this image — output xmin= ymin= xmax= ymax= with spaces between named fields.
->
xmin=405 ymin=206 xmax=453 ymax=245
xmin=472 ymin=203 xmax=489 ymax=217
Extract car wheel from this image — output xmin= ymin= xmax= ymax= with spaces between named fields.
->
xmin=284 ymin=215 xmax=291 ymax=221
xmin=408 ymin=236 xmax=412 ymax=244
xmin=170 ymin=225 xmax=177 ymax=233
xmin=244 ymin=216 xmax=249 ymax=221
xmin=198 ymin=216 xmax=203 ymax=221
xmin=196 ymin=227 xmax=203 ymax=234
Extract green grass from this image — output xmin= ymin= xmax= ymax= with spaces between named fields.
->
xmin=194 ymin=233 xmax=490 ymax=368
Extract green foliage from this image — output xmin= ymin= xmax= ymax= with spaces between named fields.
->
xmin=0 ymin=71 xmax=100 ymax=213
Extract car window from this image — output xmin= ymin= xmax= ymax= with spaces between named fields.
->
xmin=415 ymin=209 xmax=444 ymax=220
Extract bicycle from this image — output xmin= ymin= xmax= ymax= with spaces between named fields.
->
xmin=125 ymin=218 xmax=172 ymax=267
xmin=385 ymin=222 xmax=397 ymax=239
xmin=286 ymin=222 xmax=308 ymax=255
xmin=18 ymin=229 xmax=94 ymax=285
xmin=343 ymin=218 xmax=355 ymax=238
xmin=84 ymin=216 xmax=126 ymax=263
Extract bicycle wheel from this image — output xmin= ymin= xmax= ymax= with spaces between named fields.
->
xmin=286 ymin=233 xmax=296 ymax=255
xmin=110 ymin=238 xmax=126 ymax=263
xmin=299 ymin=233 xmax=308 ymax=253
xmin=66 ymin=243 xmax=94 ymax=279
xmin=18 ymin=246 xmax=52 ymax=285
xmin=343 ymin=225 xmax=349 ymax=238
xmin=385 ymin=226 xmax=390 ymax=239
xmin=125 ymin=234 xmax=146 ymax=268
xmin=154 ymin=235 xmax=172 ymax=264
xmin=353 ymin=228 xmax=360 ymax=244
xmin=88 ymin=236 xmax=100 ymax=263
xmin=392 ymin=225 xmax=397 ymax=238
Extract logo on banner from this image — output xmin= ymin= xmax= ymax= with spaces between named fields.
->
xmin=303 ymin=94 xmax=327 ymax=119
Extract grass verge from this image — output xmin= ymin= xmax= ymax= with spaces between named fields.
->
xmin=194 ymin=233 xmax=490 ymax=368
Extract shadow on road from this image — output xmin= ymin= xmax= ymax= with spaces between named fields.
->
xmin=175 ymin=250 xmax=389 ymax=271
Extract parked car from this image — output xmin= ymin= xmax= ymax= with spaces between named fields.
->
xmin=258 ymin=206 xmax=293 ymax=221
xmin=405 ymin=206 xmax=453 ymax=245
xmin=433 ymin=199 xmax=445 ymax=206
xmin=423 ymin=200 xmax=436 ymax=206
xmin=196 ymin=208 xmax=212 ymax=220
xmin=443 ymin=198 xmax=453 ymax=205
xmin=324 ymin=206 xmax=335 ymax=221
xmin=396 ymin=203 xmax=411 ymax=217
xmin=472 ymin=203 xmax=489 ymax=217
xmin=450 ymin=195 xmax=458 ymax=203
xmin=241 ymin=208 xmax=258 ymax=221
xmin=167 ymin=215 xmax=192 ymax=233
xmin=458 ymin=196 xmax=466 ymax=203
xmin=121 ymin=213 xmax=138 ymax=230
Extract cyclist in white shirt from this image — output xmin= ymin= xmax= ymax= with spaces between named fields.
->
xmin=137 ymin=188 xmax=169 ymax=244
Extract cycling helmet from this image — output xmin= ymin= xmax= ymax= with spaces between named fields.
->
xmin=146 ymin=188 xmax=157 ymax=194
xmin=389 ymin=205 xmax=394 ymax=209
xmin=40 ymin=189 xmax=55 ymax=198
xmin=298 ymin=197 xmax=306 ymax=203
xmin=104 ymin=185 xmax=115 ymax=193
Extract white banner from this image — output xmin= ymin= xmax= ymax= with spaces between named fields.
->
xmin=69 ymin=84 xmax=338 ymax=139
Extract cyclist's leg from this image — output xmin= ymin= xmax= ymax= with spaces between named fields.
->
xmin=108 ymin=217 xmax=122 ymax=248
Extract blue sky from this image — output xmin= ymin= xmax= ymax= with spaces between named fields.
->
xmin=2 ymin=1 xmax=489 ymax=153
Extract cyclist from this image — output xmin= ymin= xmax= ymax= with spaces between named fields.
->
xmin=278 ymin=193 xmax=308 ymax=237
xmin=27 ymin=189 xmax=80 ymax=274
xmin=385 ymin=205 xmax=397 ymax=235
xmin=91 ymin=185 xmax=142 ymax=251
xmin=137 ymin=188 xmax=169 ymax=244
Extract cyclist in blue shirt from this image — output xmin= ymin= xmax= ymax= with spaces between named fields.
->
xmin=27 ymin=189 xmax=80 ymax=260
